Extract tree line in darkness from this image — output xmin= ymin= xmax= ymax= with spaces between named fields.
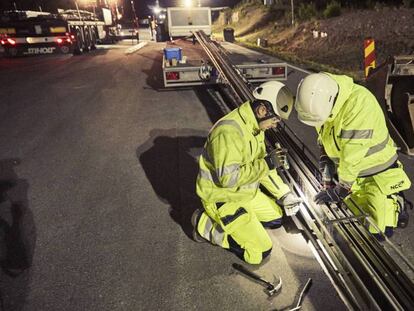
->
xmin=0 ymin=0 xmax=408 ymax=15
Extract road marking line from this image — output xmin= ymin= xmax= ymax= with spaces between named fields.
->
xmin=96 ymin=45 xmax=128 ymax=49
xmin=125 ymin=42 xmax=148 ymax=54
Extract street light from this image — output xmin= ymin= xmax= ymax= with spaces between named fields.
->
xmin=291 ymin=0 xmax=295 ymax=26
xmin=184 ymin=0 xmax=193 ymax=8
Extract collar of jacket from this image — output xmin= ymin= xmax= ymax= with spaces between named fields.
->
xmin=325 ymin=73 xmax=354 ymax=122
xmin=237 ymin=101 xmax=261 ymax=136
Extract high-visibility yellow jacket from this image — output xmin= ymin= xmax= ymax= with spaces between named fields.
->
xmin=196 ymin=101 xmax=290 ymax=203
xmin=318 ymin=73 xmax=401 ymax=187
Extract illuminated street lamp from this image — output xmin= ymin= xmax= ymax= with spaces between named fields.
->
xmin=184 ymin=0 xmax=193 ymax=8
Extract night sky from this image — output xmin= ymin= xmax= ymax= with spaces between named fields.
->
xmin=0 ymin=0 xmax=240 ymax=18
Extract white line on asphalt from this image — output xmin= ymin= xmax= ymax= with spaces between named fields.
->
xmin=96 ymin=45 xmax=128 ymax=49
xmin=125 ymin=42 xmax=148 ymax=54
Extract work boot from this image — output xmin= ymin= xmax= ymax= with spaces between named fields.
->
xmin=396 ymin=195 xmax=409 ymax=229
xmin=372 ymin=227 xmax=394 ymax=241
xmin=191 ymin=209 xmax=207 ymax=243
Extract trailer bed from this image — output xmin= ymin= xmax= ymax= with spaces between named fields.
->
xmin=162 ymin=39 xmax=288 ymax=87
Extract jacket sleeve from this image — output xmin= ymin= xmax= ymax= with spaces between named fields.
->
xmin=337 ymin=93 xmax=376 ymax=187
xmin=260 ymin=169 xmax=290 ymax=199
xmin=206 ymin=131 xmax=268 ymax=188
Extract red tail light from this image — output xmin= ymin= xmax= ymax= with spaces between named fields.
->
xmin=7 ymin=38 xmax=16 ymax=45
xmin=66 ymin=38 xmax=72 ymax=43
xmin=166 ymin=72 xmax=180 ymax=80
xmin=57 ymin=38 xmax=63 ymax=44
xmin=0 ymin=40 xmax=5 ymax=45
xmin=272 ymin=66 xmax=285 ymax=75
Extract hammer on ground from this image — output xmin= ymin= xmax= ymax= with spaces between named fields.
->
xmin=232 ymin=263 xmax=282 ymax=297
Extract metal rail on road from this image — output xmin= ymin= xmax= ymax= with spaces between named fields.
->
xmin=194 ymin=30 xmax=414 ymax=310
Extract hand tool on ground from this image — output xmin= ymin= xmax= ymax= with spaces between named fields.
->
xmin=232 ymin=263 xmax=282 ymax=297
xmin=288 ymin=278 xmax=313 ymax=311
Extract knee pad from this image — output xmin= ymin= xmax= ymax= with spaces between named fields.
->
xmin=228 ymin=236 xmax=273 ymax=264
xmin=227 ymin=235 xmax=245 ymax=260
xmin=261 ymin=218 xmax=282 ymax=229
xmin=262 ymin=248 xmax=272 ymax=260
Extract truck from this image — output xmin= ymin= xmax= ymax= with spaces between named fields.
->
xmin=167 ymin=7 xmax=212 ymax=39
xmin=0 ymin=7 xmax=118 ymax=57
xmin=366 ymin=55 xmax=414 ymax=155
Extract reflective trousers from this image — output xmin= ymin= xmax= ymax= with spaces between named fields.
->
xmin=196 ymin=189 xmax=283 ymax=264
xmin=345 ymin=176 xmax=400 ymax=234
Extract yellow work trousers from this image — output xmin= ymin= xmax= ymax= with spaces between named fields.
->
xmin=196 ymin=189 xmax=283 ymax=264
xmin=345 ymin=177 xmax=399 ymax=234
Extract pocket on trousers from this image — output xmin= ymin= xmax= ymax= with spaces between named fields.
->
xmin=218 ymin=206 xmax=250 ymax=234
xmin=373 ymin=167 xmax=411 ymax=195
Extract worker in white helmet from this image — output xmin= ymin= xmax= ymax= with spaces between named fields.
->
xmin=295 ymin=72 xmax=411 ymax=240
xmin=192 ymin=81 xmax=302 ymax=264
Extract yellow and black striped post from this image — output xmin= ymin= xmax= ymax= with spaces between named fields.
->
xmin=364 ymin=38 xmax=376 ymax=78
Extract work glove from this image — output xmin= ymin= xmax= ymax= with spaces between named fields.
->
xmin=314 ymin=183 xmax=351 ymax=205
xmin=280 ymin=192 xmax=303 ymax=217
xmin=265 ymin=144 xmax=288 ymax=170
xmin=319 ymin=154 xmax=336 ymax=189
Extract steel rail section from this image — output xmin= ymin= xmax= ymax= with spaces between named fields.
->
xmin=193 ymin=30 xmax=414 ymax=310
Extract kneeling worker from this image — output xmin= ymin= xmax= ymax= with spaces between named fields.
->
xmin=295 ymin=72 xmax=411 ymax=239
xmin=192 ymin=81 xmax=302 ymax=264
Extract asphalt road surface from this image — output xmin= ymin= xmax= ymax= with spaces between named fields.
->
xmin=0 ymin=38 xmax=411 ymax=311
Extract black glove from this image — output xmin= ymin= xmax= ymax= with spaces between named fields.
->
xmin=314 ymin=183 xmax=350 ymax=204
xmin=265 ymin=146 xmax=288 ymax=170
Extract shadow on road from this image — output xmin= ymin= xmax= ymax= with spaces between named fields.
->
xmin=0 ymin=159 xmax=36 ymax=311
xmin=136 ymin=129 xmax=207 ymax=238
xmin=141 ymin=46 xmax=164 ymax=90
xmin=193 ymin=86 xmax=228 ymax=124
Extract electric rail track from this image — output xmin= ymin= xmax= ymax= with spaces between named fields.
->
xmin=193 ymin=30 xmax=414 ymax=310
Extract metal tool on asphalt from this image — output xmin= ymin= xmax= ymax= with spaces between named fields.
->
xmin=232 ymin=263 xmax=282 ymax=297
xmin=288 ymin=278 xmax=313 ymax=311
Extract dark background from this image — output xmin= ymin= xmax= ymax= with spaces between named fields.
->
xmin=0 ymin=0 xmax=239 ymax=18
xmin=0 ymin=0 xmax=407 ymax=20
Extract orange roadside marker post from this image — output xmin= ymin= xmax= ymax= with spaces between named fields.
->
xmin=364 ymin=38 xmax=376 ymax=78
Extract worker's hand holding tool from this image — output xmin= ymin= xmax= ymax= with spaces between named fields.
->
xmin=265 ymin=145 xmax=289 ymax=170
xmin=319 ymin=154 xmax=336 ymax=189
xmin=314 ymin=183 xmax=350 ymax=204
xmin=281 ymin=192 xmax=303 ymax=216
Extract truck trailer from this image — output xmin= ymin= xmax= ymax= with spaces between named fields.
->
xmin=162 ymin=38 xmax=288 ymax=88
xmin=366 ymin=55 xmax=414 ymax=155
xmin=0 ymin=8 xmax=118 ymax=57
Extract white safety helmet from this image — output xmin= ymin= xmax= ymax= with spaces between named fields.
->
xmin=295 ymin=73 xmax=339 ymax=127
xmin=252 ymin=81 xmax=294 ymax=120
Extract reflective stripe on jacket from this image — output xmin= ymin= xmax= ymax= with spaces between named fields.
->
xmin=318 ymin=73 xmax=398 ymax=187
xmin=196 ymin=101 xmax=290 ymax=203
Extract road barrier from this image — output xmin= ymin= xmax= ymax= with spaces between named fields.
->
xmin=364 ymin=38 xmax=376 ymax=78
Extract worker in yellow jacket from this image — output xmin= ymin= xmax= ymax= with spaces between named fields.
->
xmin=295 ymin=72 xmax=411 ymax=239
xmin=192 ymin=81 xmax=302 ymax=264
